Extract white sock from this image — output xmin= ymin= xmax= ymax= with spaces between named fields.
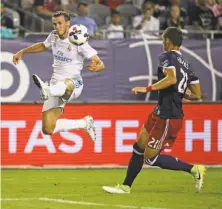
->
xmin=53 ymin=119 xmax=87 ymax=134
xmin=48 ymin=82 xmax=67 ymax=97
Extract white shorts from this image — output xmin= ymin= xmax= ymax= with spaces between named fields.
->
xmin=42 ymin=79 xmax=83 ymax=112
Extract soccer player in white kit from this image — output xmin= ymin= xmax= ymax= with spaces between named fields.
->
xmin=12 ymin=11 xmax=104 ymax=141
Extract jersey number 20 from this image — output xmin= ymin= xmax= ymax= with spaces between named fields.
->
xmin=178 ymin=68 xmax=188 ymax=93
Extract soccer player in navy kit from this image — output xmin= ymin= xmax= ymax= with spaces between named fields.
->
xmin=102 ymin=27 xmax=206 ymax=194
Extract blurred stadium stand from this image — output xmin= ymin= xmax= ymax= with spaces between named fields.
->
xmin=2 ymin=0 xmax=222 ymax=37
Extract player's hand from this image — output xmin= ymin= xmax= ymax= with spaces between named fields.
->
xmin=13 ymin=51 xmax=23 ymax=65
xmin=87 ymin=60 xmax=97 ymax=72
xmin=131 ymin=87 xmax=148 ymax=94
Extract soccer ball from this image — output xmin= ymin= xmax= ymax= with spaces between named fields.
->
xmin=68 ymin=24 xmax=89 ymax=46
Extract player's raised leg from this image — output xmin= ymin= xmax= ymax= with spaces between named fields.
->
xmin=42 ymin=108 xmax=95 ymax=140
xmin=143 ymin=116 xmax=206 ymax=192
xmin=34 ymin=75 xmax=96 ymax=141
xmin=145 ymin=155 xmax=206 ymax=192
xmin=32 ymin=74 xmax=50 ymax=100
xmin=33 ymin=74 xmax=71 ymax=100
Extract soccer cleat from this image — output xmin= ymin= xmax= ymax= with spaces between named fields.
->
xmin=32 ymin=74 xmax=49 ymax=101
xmin=102 ymin=184 xmax=131 ymax=194
xmin=191 ymin=165 xmax=206 ymax=192
xmin=84 ymin=115 xmax=96 ymax=142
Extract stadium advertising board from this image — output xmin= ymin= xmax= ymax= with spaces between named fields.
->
xmin=1 ymin=104 xmax=222 ymax=166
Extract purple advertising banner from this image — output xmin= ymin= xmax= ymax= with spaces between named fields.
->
xmin=1 ymin=38 xmax=222 ymax=102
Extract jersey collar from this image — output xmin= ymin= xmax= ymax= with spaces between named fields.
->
xmin=171 ymin=50 xmax=182 ymax=55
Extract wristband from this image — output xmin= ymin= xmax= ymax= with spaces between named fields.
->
xmin=146 ymin=86 xmax=152 ymax=92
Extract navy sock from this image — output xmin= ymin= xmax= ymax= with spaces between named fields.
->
xmin=152 ymin=154 xmax=193 ymax=173
xmin=123 ymin=143 xmax=144 ymax=187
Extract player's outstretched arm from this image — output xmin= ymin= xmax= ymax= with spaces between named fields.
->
xmin=184 ymin=83 xmax=202 ymax=100
xmin=13 ymin=42 xmax=47 ymax=65
xmin=87 ymin=55 xmax=105 ymax=72
xmin=131 ymin=67 xmax=176 ymax=94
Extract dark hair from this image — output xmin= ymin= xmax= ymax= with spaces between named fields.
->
xmin=52 ymin=11 xmax=71 ymax=21
xmin=163 ymin=27 xmax=183 ymax=47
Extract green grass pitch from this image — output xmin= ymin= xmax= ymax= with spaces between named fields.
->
xmin=1 ymin=168 xmax=222 ymax=209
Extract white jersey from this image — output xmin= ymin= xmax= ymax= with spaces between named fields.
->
xmin=43 ymin=30 xmax=97 ymax=82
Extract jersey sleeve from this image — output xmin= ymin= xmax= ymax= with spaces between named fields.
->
xmin=43 ymin=31 xmax=56 ymax=48
xmin=187 ymin=69 xmax=199 ymax=84
xmin=158 ymin=52 xmax=175 ymax=72
xmin=78 ymin=42 xmax=98 ymax=59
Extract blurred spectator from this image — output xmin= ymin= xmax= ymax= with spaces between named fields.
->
xmin=211 ymin=0 xmax=222 ymax=16
xmin=188 ymin=0 xmax=199 ymax=24
xmin=71 ymin=2 xmax=100 ymax=37
xmin=107 ymin=11 xmax=124 ymax=39
xmin=98 ymin=0 xmax=125 ymax=9
xmin=162 ymin=5 xmax=185 ymax=29
xmin=0 ymin=3 xmax=17 ymax=39
xmin=206 ymin=0 xmax=216 ymax=9
xmin=1 ymin=3 xmax=13 ymax=29
xmin=165 ymin=0 xmax=187 ymax=20
xmin=33 ymin=0 xmax=60 ymax=19
xmin=190 ymin=0 xmax=217 ymax=30
xmin=132 ymin=2 xmax=160 ymax=39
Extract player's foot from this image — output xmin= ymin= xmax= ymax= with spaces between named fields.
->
xmin=84 ymin=115 xmax=96 ymax=142
xmin=102 ymin=184 xmax=131 ymax=194
xmin=191 ymin=165 xmax=206 ymax=192
xmin=32 ymin=74 xmax=49 ymax=101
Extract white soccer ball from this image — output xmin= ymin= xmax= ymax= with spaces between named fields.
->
xmin=68 ymin=24 xmax=89 ymax=46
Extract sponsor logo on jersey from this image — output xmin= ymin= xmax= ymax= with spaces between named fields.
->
xmin=54 ymin=50 xmax=72 ymax=63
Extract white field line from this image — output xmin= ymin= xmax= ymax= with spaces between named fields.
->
xmin=1 ymin=197 xmax=167 ymax=209
xmin=1 ymin=198 xmax=37 ymax=201
xmin=41 ymin=197 xmax=140 ymax=208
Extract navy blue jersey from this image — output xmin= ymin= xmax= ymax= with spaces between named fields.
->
xmin=153 ymin=51 xmax=199 ymax=119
